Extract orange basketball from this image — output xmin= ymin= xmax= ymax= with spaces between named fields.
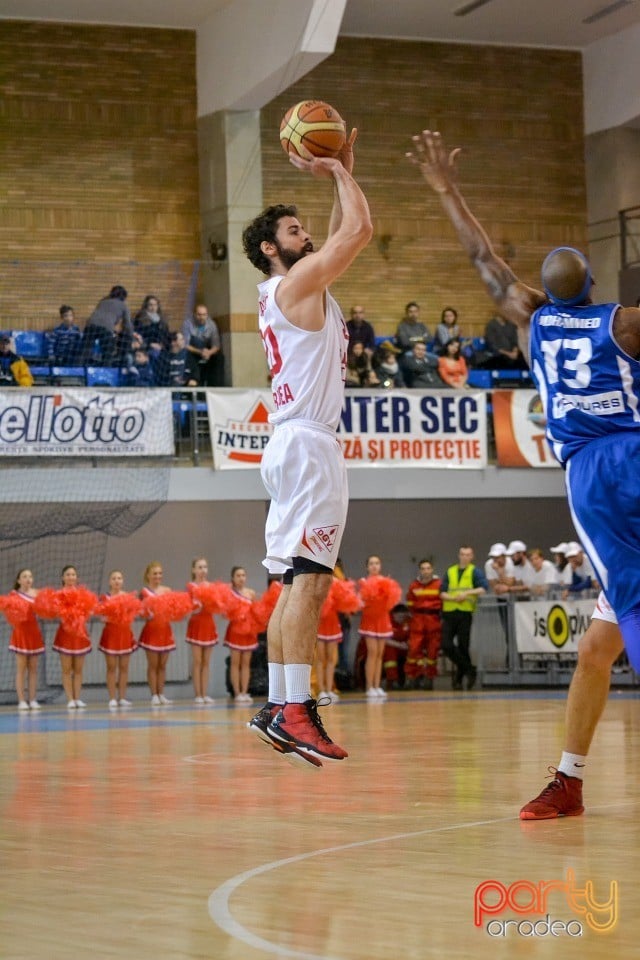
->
xmin=280 ymin=100 xmax=346 ymax=159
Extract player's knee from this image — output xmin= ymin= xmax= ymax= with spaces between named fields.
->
xmin=578 ymin=619 xmax=624 ymax=670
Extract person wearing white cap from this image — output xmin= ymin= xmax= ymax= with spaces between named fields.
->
xmin=561 ymin=543 xmax=595 ymax=599
xmin=484 ymin=543 xmax=514 ymax=592
xmin=506 ymin=540 xmax=532 ymax=595
xmin=549 ymin=542 xmax=569 ymax=575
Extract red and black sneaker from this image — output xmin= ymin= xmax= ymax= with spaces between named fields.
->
xmin=520 ymin=767 xmax=585 ymax=820
xmin=248 ymin=701 xmax=323 ymax=768
xmin=247 ymin=702 xmax=281 ymax=746
xmin=267 ymin=699 xmax=348 ymax=765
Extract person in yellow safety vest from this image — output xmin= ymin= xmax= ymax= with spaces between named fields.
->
xmin=440 ymin=546 xmax=489 ymax=691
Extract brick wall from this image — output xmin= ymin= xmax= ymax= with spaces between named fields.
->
xmin=0 ymin=26 xmax=585 ymax=343
xmin=0 ymin=20 xmax=199 ymax=329
xmin=261 ymin=37 xmax=587 ymax=339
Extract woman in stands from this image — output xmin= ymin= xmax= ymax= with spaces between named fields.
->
xmin=437 ymin=337 xmax=469 ymax=389
xmin=185 ymin=557 xmax=219 ymax=704
xmin=358 ymin=555 xmax=402 ymax=699
xmin=138 ymin=561 xmax=178 ymax=706
xmin=0 ymin=568 xmax=44 ymax=710
xmin=48 ymin=565 xmax=96 ymax=709
xmin=97 ymin=570 xmax=141 ymax=709
xmin=224 ymin=566 xmax=258 ymax=704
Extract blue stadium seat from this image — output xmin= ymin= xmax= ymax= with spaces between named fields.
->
xmin=467 ymin=369 xmax=493 ymax=388
xmin=30 ymin=365 xmax=52 ymax=384
xmin=86 ymin=366 xmax=121 ymax=387
xmin=12 ymin=330 xmax=47 ymax=359
xmin=50 ymin=366 xmax=86 ymax=385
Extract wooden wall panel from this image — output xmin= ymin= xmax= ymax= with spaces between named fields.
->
xmin=0 ymin=20 xmax=199 ymax=329
xmin=261 ymin=38 xmax=587 ymax=339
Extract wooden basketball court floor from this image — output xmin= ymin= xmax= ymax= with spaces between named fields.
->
xmin=1 ymin=689 xmax=638 ymax=960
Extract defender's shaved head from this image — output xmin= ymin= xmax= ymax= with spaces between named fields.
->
xmin=541 ymin=247 xmax=592 ymax=307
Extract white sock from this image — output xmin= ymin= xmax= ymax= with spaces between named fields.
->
xmin=558 ymin=751 xmax=587 ymax=780
xmin=268 ymin=663 xmax=286 ymax=705
xmin=284 ymin=664 xmax=311 ymax=704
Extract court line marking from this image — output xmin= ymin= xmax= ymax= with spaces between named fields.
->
xmin=208 ymin=814 xmax=516 ymax=960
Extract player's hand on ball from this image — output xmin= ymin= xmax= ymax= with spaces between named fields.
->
xmin=335 ymin=127 xmax=357 ymax=175
xmin=406 ymin=130 xmax=461 ymax=194
xmin=288 ymin=152 xmax=342 ymax=179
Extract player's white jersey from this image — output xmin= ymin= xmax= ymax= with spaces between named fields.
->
xmin=257 ymin=275 xmax=348 ymax=431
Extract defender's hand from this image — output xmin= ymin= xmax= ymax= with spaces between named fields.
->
xmin=406 ymin=130 xmax=461 ymax=194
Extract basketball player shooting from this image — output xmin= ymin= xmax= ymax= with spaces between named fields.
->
xmin=408 ymin=129 xmax=640 ymax=817
xmin=242 ymin=126 xmax=372 ymax=768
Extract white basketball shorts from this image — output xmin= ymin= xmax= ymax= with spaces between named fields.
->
xmin=260 ymin=420 xmax=348 ymax=575
xmin=592 ymin=591 xmax=617 ymax=625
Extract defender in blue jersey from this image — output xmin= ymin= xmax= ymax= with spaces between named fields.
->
xmin=408 ymin=130 xmax=639 ymax=819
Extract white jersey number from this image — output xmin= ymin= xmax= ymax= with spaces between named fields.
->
xmin=541 ymin=336 xmax=592 ymax=389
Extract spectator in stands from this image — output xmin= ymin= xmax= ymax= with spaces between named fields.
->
xmin=433 ymin=306 xmax=461 ymax=354
xmin=0 ymin=337 xmax=33 ymax=386
xmin=403 ymin=341 xmax=444 ymax=388
xmin=522 ymin=548 xmax=559 ymax=597
xmin=162 ymin=331 xmax=198 ymax=388
xmin=123 ymin=347 xmax=157 ymax=387
xmin=482 ymin=314 xmax=528 ymax=369
xmin=506 ymin=539 xmax=532 ymax=595
xmin=83 ymin=284 xmax=132 ymax=366
xmin=550 ymin=541 xmax=569 ymax=575
xmin=345 ymin=341 xmax=380 ymax=387
xmin=373 ymin=340 xmax=405 ymax=388
xmin=183 ymin=304 xmax=223 ymax=387
xmin=346 ymin=304 xmax=376 ymax=356
xmin=437 ymin=337 xmax=468 ymax=388
xmin=561 ymin=542 xmax=595 ymax=599
xmin=396 ymin=301 xmax=431 ymax=352
xmin=134 ymin=294 xmax=171 ymax=353
xmin=50 ymin=305 xmax=83 ymax=364
xmin=484 ymin=542 xmax=515 ymax=596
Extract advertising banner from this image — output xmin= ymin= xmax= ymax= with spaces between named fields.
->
xmin=0 ymin=389 xmax=174 ymax=456
xmin=514 ymin=598 xmax=597 ymax=654
xmin=208 ymin=389 xmax=488 ymax=470
xmin=492 ymin=389 xmax=560 ymax=468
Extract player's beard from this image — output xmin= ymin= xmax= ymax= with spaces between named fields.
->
xmin=274 ymin=238 xmax=313 ymax=270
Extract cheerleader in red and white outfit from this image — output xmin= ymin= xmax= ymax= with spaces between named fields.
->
xmin=224 ymin=566 xmax=257 ymax=704
xmin=186 ymin=557 xmax=219 ymax=705
xmin=138 ymin=561 xmax=177 ymax=706
xmin=316 ymin=577 xmax=360 ymax=703
xmin=0 ymin=568 xmax=44 ymax=710
xmin=358 ymin=555 xmax=402 ymax=700
xmin=37 ymin=565 xmax=97 ymax=710
xmin=97 ymin=570 xmax=142 ymax=709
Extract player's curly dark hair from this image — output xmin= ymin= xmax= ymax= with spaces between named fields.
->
xmin=242 ymin=204 xmax=298 ymax=275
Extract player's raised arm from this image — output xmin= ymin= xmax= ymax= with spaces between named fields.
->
xmin=407 ymin=130 xmax=545 ymax=333
xmin=282 ymin=148 xmax=372 ymax=300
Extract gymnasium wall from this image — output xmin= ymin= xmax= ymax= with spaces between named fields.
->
xmin=262 ymin=37 xmax=587 ymax=339
xmin=0 ymin=24 xmax=586 ymax=346
xmin=0 ymin=20 xmax=199 ymax=329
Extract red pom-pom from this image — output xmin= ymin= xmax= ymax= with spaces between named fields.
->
xmin=216 ymin=584 xmax=250 ymax=621
xmin=97 ymin=592 xmax=144 ymax=625
xmin=142 ymin=591 xmax=193 ymax=622
xmin=358 ymin=576 xmax=402 ymax=611
xmin=189 ymin=581 xmax=228 ymax=614
xmin=0 ymin=592 xmax=32 ymax=626
xmin=329 ymin=578 xmax=361 ymax=615
xmin=250 ymin=581 xmax=283 ymax=632
xmin=35 ymin=586 xmax=98 ymax=631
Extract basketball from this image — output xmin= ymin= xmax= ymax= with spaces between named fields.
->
xmin=279 ymin=100 xmax=346 ymax=159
